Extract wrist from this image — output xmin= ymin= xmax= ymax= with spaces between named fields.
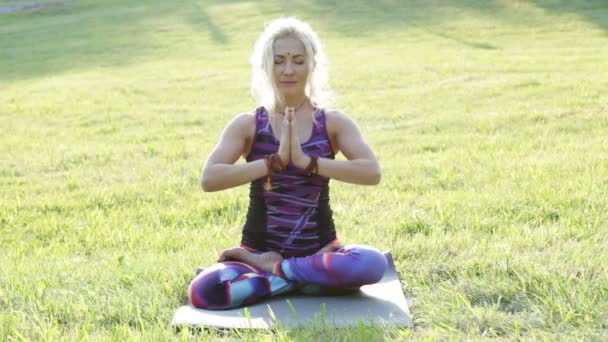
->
xmin=265 ymin=153 xmax=286 ymax=173
xmin=263 ymin=153 xmax=287 ymax=191
xmin=296 ymin=154 xmax=311 ymax=169
xmin=276 ymin=153 xmax=289 ymax=170
xmin=303 ymin=154 xmax=319 ymax=175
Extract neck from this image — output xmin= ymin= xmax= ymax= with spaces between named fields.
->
xmin=277 ymin=96 xmax=308 ymax=113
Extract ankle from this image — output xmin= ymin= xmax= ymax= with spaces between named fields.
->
xmin=272 ymin=260 xmax=287 ymax=278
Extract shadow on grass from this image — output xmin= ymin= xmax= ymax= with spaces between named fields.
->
xmin=0 ymin=0 xmax=233 ymax=81
xmin=530 ymin=0 xmax=608 ymax=33
xmin=280 ymin=0 xmax=603 ymax=34
xmin=1 ymin=0 xmax=606 ymax=82
xmin=423 ymin=29 xmax=498 ymax=50
xmin=276 ymin=0 xmax=508 ymax=35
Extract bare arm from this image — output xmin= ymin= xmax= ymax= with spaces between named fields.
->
xmin=201 ymin=114 xmax=267 ymax=192
xmin=292 ymin=110 xmax=381 ymax=185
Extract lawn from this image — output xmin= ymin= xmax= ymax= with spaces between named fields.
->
xmin=1 ymin=0 xmax=607 ymax=340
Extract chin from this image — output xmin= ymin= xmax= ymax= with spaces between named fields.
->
xmin=279 ymin=88 xmax=304 ymax=98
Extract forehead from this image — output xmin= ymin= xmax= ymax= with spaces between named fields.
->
xmin=273 ymin=36 xmax=305 ymax=56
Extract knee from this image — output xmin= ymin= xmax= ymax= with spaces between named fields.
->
xmin=344 ymin=245 xmax=387 ymax=284
xmin=188 ymin=268 xmax=227 ymax=309
xmin=188 ymin=274 xmax=213 ymax=309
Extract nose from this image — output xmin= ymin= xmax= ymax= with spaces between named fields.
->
xmin=283 ymin=61 xmax=294 ymax=75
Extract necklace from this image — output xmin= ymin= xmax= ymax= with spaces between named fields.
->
xmin=276 ymin=98 xmax=308 ymax=116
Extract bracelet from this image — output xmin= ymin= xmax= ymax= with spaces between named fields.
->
xmin=263 ymin=155 xmax=273 ymax=191
xmin=263 ymin=153 xmax=287 ymax=191
xmin=275 ymin=154 xmax=288 ymax=171
xmin=263 ymin=154 xmax=273 ymax=175
xmin=303 ymin=155 xmax=319 ymax=176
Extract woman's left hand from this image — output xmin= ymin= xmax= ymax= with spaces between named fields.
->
xmin=286 ymin=109 xmax=311 ymax=169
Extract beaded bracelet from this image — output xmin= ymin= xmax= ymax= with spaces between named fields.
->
xmin=304 ymin=154 xmax=319 ymax=176
xmin=263 ymin=153 xmax=287 ymax=191
xmin=275 ymin=154 xmax=288 ymax=171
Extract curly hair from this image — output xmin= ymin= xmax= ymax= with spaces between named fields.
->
xmin=250 ymin=17 xmax=333 ymax=114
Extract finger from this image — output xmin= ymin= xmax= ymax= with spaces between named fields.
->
xmin=218 ymin=249 xmax=231 ymax=262
xmin=286 ymin=107 xmax=295 ymax=123
xmin=282 ymin=116 xmax=290 ymax=135
xmin=281 ymin=119 xmax=290 ymax=146
xmin=290 ymin=120 xmax=299 ymax=144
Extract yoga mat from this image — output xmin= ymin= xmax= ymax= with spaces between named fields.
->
xmin=172 ymin=251 xmax=411 ymax=329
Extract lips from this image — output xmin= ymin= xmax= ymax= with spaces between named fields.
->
xmin=280 ymin=81 xmax=297 ymax=85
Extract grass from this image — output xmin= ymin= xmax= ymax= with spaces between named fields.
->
xmin=1 ymin=0 xmax=607 ymax=340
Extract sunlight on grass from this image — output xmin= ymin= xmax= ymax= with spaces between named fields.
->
xmin=1 ymin=0 xmax=608 ymax=340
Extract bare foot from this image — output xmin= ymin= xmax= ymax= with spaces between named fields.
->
xmin=218 ymin=247 xmax=283 ymax=273
xmin=315 ymin=243 xmax=344 ymax=254
xmin=218 ymin=247 xmax=249 ymax=262
xmin=249 ymin=251 xmax=284 ymax=273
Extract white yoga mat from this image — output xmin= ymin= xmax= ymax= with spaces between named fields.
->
xmin=172 ymin=251 xmax=411 ymax=329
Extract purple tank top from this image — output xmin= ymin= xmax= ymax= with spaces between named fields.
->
xmin=241 ymin=107 xmax=337 ymax=257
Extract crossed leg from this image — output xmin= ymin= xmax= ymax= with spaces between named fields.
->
xmin=188 ymin=260 xmax=296 ymax=310
xmin=188 ymin=244 xmax=387 ymax=310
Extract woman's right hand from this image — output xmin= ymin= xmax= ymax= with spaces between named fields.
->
xmin=276 ymin=108 xmax=292 ymax=165
xmin=315 ymin=242 xmax=344 ymax=254
xmin=218 ymin=247 xmax=246 ymax=262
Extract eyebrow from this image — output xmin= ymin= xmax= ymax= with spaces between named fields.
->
xmin=274 ymin=54 xmax=304 ymax=58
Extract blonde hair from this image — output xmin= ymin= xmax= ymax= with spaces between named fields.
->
xmin=250 ymin=18 xmax=332 ymax=114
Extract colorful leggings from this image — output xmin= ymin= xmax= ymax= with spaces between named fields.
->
xmin=188 ymin=244 xmax=387 ymax=310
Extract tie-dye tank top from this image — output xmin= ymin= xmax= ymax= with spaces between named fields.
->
xmin=242 ymin=107 xmax=337 ymax=258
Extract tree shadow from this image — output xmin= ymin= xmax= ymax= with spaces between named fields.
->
xmin=0 ymin=0 xmax=234 ymax=81
xmin=272 ymin=0 xmax=607 ymax=44
xmin=1 ymin=0 xmax=606 ymax=82
xmin=187 ymin=1 xmax=229 ymax=44
xmin=423 ymin=29 xmax=498 ymax=50
xmin=257 ymin=0 xmax=564 ymax=54
xmin=0 ymin=1 xmax=78 ymax=14
xmin=530 ymin=0 xmax=608 ymax=33
xmin=274 ymin=0 xmax=516 ymax=36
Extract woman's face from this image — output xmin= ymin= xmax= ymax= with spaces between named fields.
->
xmin=272 ymin=36 xmax=309 ymax=99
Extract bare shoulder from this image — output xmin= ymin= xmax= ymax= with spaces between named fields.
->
xmin=230 ymin=111 xmax=256 ymax=129
xmin=324 ymin=109 xmax=358 ymax=135
xmin=325 ymin=109 xmax=352 ymax=135
xmin=228 ymin=111 xmax=257 ymax=157
xmin=324 ymin=108 xmax=351 ymax=122
xmin=225 ymin=111 xmax=256 ymax=139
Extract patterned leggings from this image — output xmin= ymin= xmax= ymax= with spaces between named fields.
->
xmin=188 ymin=244 xmax=387 ymax=310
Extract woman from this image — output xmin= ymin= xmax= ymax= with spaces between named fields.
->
xmin=189 ymin=17 xmax=387 ymax=310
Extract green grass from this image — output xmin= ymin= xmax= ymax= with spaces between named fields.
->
xmin=1 ymin=0 xmax=608 ymax=340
